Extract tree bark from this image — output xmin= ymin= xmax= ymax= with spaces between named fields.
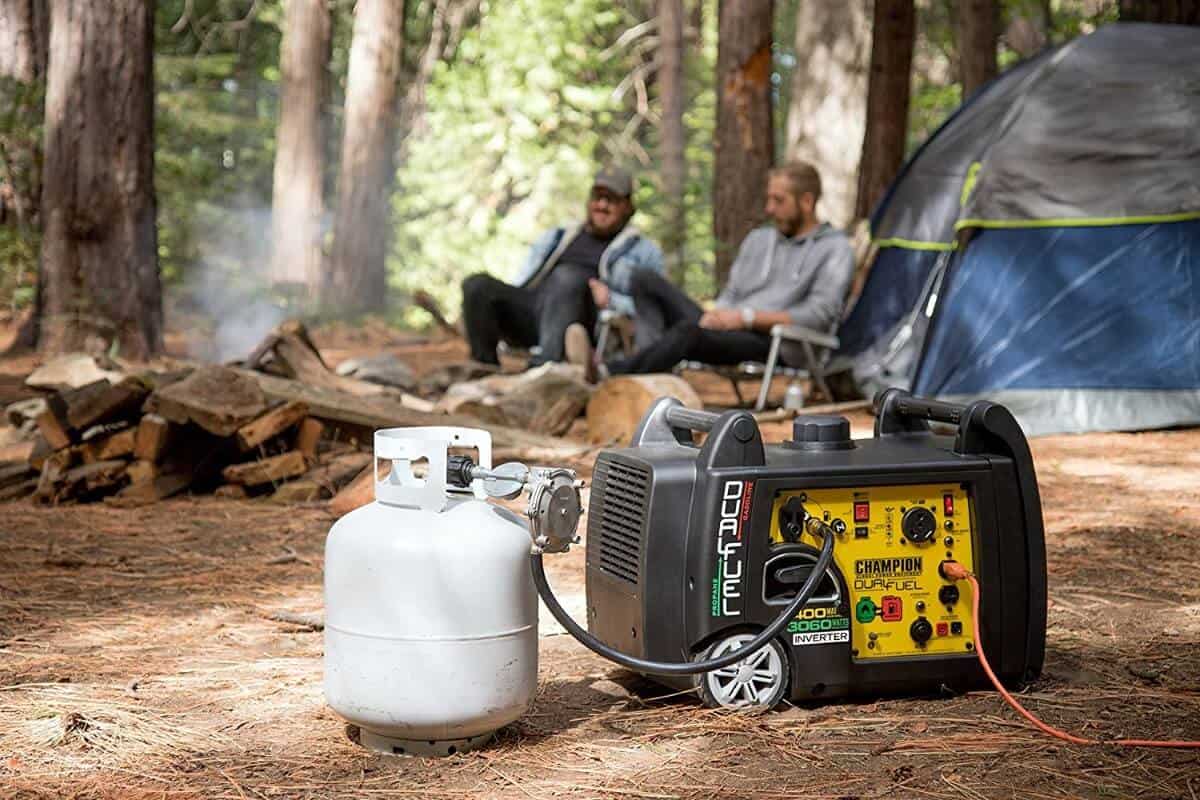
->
xmin=658 ymin=0 xmax=687 ymax=284
xmin=270 ymin=0 xmax=331 ymax=295
xmin=854 ymin=0 xmax=914 ymax=222
xmin=324 ymin=0 xmax=405 ymax=316
xmin=784 ymin=0 xmax=870 ymax=230
xmin=957 ymin=0 xmax=998 ymax=98
xmin=0 ymin=0 xmax=49 ymax=228
xmin=38 ymin=0 xmax=161 ymax=358
xmin=713 ymin=0 xmax=773 ymax=287
xmin=1119 ymin=0 xmax=1200 ymax=23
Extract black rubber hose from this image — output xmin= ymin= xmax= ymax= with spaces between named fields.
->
xmin=530 ymin=526 xmax=835 ymax=676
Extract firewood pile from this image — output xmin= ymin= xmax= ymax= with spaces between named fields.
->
xmin=0 ymin=322 xmax=590 ymax=508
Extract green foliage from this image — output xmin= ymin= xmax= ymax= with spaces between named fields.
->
xmin=391 ymin=0 xmax=721 ymax=322
xmin=154 ymin=0 xmax=284 ymax=288
xmin=0 ymin=76 xmax=44 ymax=309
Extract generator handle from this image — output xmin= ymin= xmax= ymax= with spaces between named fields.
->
xmin=875 ymin=390 xmax=966 ymax=431
xmin=663 ymin=405 xmax=720 ymax=433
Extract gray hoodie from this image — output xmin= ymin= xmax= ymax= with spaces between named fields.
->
xmin=715 ymin=222 xmax=854 ymax=336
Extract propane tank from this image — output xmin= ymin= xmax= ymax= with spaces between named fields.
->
xmin=324 ymin=427 xmax=537 ymax=757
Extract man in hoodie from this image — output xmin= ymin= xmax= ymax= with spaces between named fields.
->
xmin=580 ymin=160 xmax=853 ymax=377
xmin=460 ymin=166 xmax=664 ymax=367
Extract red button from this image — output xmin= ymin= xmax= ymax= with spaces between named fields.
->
xmin=881 ymin=596 xmax=903 ymax=622
xmin=854 ymin=502 xmax=870 ymax=522
xmin=936 ymin=622 xmax=949 ymax=637
xmin=943 ymin=494 xmax=955 ymax=517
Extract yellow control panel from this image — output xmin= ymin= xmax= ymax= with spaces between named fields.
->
xmin=770 ymin=484 xmax=975 ymax=660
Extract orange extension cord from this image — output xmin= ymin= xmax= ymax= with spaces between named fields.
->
xmin=940 ymin=560 xmax=1200 ymax=749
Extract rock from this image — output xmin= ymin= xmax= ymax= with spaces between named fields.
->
xmin=26 ymin=354 xmax=125 ymax=390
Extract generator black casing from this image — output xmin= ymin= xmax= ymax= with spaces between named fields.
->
xmin=584 ymin=389 xmax=1047 ymax=701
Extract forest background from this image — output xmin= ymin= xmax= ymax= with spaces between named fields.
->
xmin=0 ymin=0 xmax=1133 ymax=361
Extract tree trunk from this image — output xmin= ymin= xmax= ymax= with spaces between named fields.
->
xmin=854 ymin=0 xmax=914 ymax=222
xmin=38 ymin=0 xmax=161 ymax=358
xmin=1119 ymin=0 xmax=1200 ymax=23
xmin=270 ymin=0 xmax=331 ymax=296
xmin=713 ymin=0 xmax=773 ymax=287
xmin=784 ymin=0 xmax=870 ymax=230
xmin=957 ymin=0 xmax=998 ymax=98
xmin=658 ymin=0 xmax=687 ymax=284
xmin=0 ymin=0 xmax=49 ymax=228
xmin=325 ymin=0 xmax=405 ymax=316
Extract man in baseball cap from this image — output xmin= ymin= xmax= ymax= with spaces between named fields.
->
xmin=460 ymin=165 xmax=663 ymax=367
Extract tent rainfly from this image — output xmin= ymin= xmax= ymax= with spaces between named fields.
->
xmin=839 ymin=22 xmax=1200 ymax=436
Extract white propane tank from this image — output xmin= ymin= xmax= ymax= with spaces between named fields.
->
xmin=324 ymin=427 xmax=537 ymax=757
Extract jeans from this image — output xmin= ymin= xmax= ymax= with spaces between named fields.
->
xmin=607 ymin=270 xmax=771 ymax=375
xmin=461 ymin=264 xmax=597 ymax=365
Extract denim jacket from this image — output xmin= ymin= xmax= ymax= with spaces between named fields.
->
xmin=512 ymin=222 xmax=664 ymax=316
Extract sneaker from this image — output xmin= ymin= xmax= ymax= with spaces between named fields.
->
xmin=564 ymin=322 xmax=603 ymax=383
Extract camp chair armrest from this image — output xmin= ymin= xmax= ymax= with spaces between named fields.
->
xmin=769 ymin=324 xmax=839 ymax=351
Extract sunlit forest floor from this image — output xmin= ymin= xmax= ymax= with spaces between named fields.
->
xmin=1 ymin=320 xmax=1198 ymax=799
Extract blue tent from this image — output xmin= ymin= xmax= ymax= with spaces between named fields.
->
xmin=839 ymin=23 xmax=1200 ymax=435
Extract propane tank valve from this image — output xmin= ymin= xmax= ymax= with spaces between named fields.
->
xmin=446 ymin=456 xmax=584 ymax=554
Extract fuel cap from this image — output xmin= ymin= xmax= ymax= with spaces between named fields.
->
xmin=789 ymin=414 xmax=854 ymax=451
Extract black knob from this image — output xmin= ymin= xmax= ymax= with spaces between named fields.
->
xmin=789 ymin=415 xmax=853 ymax=450
xmin=910 ymin=617 xmax=933 ymax=644
xmin=446 ymin=454 xmax=476 ymax=488
xmin=939 ymin=584 xmax=960 ymax=606
xmin=902 ymin=507 xmax=937 ymax=543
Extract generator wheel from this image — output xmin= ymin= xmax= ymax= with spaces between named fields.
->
xmin=696 ymin=633 xmax=789 ymax=709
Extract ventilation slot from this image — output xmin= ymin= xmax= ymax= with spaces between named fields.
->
xmin=590 ymin=457 xmax=649 ymax=585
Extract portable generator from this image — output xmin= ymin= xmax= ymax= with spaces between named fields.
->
xmin=569 ymin=389 xmax=1047 ymax=707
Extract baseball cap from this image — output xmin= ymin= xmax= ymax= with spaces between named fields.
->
xmin=592 ymin=166 xmax=633 ymax=197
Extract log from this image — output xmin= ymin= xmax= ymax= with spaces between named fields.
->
xmin=0 ymin=478 xmax=38 ymax=501
xmin=133 ymin=414 xmax=173 ymax=462
xmin=145 ymin=365 xmax=269 ymax=437
xmin=236 ymin=400 xmax=309 ymax=452
xmin=0 ymin=439 xmax=35 ymax=464
xmin=222 ymin=450 xmax=310 ymax=487
xmin=125 ymin=460 xmax=158 ymax=485
xmin=105 ymin=472 xmax=193 ymax=507
xmin=294 ymin=417 xmax=324 ymax=459
xmin=80 ymin=428 xmax=137 ymax=464
xmin=65 ymin=376 xmax=150 ymax=430
xmin=585 ymin=373 xmax=703 ymax=444
xmin=530 ymin=391 xmax=590 ymax=436
xmin=439 ymin=363 xmax=592 ymax=434
xmin=42 ymin=460 xmax=128 ymax=503
xmin=248 ymin=321 xmax=386 ymax=397
xmin=270 ymin=452 xmax=371 ymax=503
xmin=0 ymin=462 xmax=36 ymax=488
xmin=41 ymin=380 xmax=112 ymax=445
xmin=236 ymin=368 xmax=577 ymax=455
xmin=27 ymin=436 xmax=52 ymax=470
xmin=36 ymin=408 xmax=73 ymax=450
xmin=329 ymin=463 xmax=375 ymax=516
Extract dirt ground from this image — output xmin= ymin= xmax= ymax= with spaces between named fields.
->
xmin=1 ymin=325 xmax=1198 ymax=799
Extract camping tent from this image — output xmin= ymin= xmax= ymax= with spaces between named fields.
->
xmin=839 ymin=22 xmax=1200 ymax=436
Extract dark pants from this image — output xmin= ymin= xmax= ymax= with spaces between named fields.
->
xmin=462 ymin=264 xmax=597 ymax=365
xmin=608 ymin=269 xmax=772 ymax=375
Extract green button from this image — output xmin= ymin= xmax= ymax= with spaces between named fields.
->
xmin=855 ymin=597 xmax=877 ymax=624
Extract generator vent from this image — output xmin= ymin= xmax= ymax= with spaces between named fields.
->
xmin=589 ymin=456 xmax=649 ymax=585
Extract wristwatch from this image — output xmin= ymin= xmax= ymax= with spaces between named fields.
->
xmin=741 ymin=307 xmax=756 ymax=329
